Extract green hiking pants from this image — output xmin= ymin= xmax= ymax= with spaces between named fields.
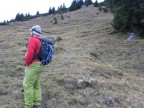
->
xmin=23 ymin=62 xmax=43 ymax=108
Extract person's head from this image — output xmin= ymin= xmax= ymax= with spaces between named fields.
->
xmin=30 ymin=25 xmax=42 ymax=36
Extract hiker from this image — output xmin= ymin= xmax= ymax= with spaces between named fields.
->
xmin=23 ymin=25 xmax=44 ymax=108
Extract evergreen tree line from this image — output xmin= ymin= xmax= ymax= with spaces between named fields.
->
xmin=69 ymin=0 xmax=99 ymax=11
xmin=0 ymin=3 xmax=67 ymax=24
xmin=104 ymin=0 xmax=144 ymax=36
xmin=0 ymin=0 xmax=99 ymax=25
xmin=14 ymin=4 xmax=67 ymax=22
xmin=15 ymin=0 xmax=99 ymax=21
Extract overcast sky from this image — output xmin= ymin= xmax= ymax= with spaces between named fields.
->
xmin=0 ymin=0 xmax=104 ymax=22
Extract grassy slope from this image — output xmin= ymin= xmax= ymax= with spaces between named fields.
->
xmin=0 ymin=6 xmax=144 ymax=108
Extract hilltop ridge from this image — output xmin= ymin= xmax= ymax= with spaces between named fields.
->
xmin=0 ymin=6 xmax=144 ymax=108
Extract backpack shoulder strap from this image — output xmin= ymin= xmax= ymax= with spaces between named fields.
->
xmin=34 ymin=36 xmax=41 ymax=41
xmin=33 ymin=36 xmax=41 ymax=60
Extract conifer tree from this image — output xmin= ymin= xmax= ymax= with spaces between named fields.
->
xmin=36 ymin=11 xmax=40 ymax=16
xmin=15 ymin=13 xmax=24 ymax=21
xmin=94 ymin=0 xmax=98 ymax=7
xmin=52 ymin=7 xmax=56 ymax=14
xmin=77 ymin=0 xmax=84 ymax=9
xmin=69 ymin=0 xmax=78 ymax=11
xmin=58 ymin=3 xmax=67 ymax=13
xmin=48 ymin=7 xmax=52 ymax=14
xmin=62 ymin=3 xmax=66 ymax=9
xmin=49 ymin=7 xmax=55 ymax=14
xmin=105 ymin=0 xmax=144 ymax=36
xmin=84 ymin=0 xmax=93 ymax=7
xmin=79 ymin=0 xmax=84 ymax=6
xmin=69 ymin=0 xmax=85 ymax=11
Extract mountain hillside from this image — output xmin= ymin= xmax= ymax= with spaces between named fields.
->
xmin=0 ymin=6 xmax=144 ymax=108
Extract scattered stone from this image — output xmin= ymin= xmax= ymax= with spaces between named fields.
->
xmin=127 ymin=33 xmax=137 ymax=41
xmin=88 ymin=103 xmax=101 ymax=108
xmin=104 ymin=97 xmax=114 ymax=107
xmin=77 ymin=78 xmax=95 ymax=88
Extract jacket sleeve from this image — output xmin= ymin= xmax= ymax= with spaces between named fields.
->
xmin=25 ymin=38 xmax=36 ymax=67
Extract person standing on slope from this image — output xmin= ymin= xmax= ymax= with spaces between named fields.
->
xmin=23 ymin=25 xmax=43 ymax=108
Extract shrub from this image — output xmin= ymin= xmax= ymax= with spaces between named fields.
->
xmin=60 ymin=15 xmax=64 ymax=20
xmin=98 ymin=7 xmax=102 ymax=11
xmin=90 ymin=52 xmax=100 ymax=59
xmin=71 ymin=95 xmax=78 ymax=104
xmin=102 ymin=7 xmax=108 ymax=13
xmin=16 ymin=65 xmax=24 ymax=71
xmin=56 ymin=36 xmax=62 ymax=42
xmin=53 ymin=18 xmax=58 ymax=24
